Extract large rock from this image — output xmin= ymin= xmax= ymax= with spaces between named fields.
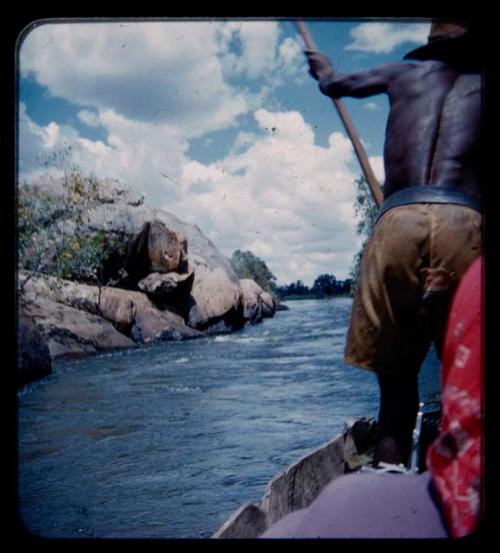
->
xmin=188 ymin=263 xmax=244 ymax=332
xmin=81 ymin=185 xmax=245 ymax=333
xmin=274 ymin=301 xmax=289 ymax=312
xmin=240 ymin=279 xmax=264 ymax=323
xmin=239 ymin=279 xmax=276 ymax=324
xmin=260 ymin=291 xmax=276 ymax=318
xmin=33 ymin=176 xmax=145 ymax=208
xmin=24 ymin=178 xmax=246 ymax=334
xmin=17 ymin=315 xmax=52 ymax=386
xmin=60 ymin=281 xmax=203 ymax=343
xmin=20 ymin=274 xmax=204 ymax=357
xmin=137 ymin=270 xmax=194 ymax=300
xmin=21 ymin=294 xmax=135 ymax=358
xmin=124 ymin=220 xmax=189 ymax=283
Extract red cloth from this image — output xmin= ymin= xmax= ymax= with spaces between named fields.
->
xmin=426 ymin=256 xmax=484 ymax=537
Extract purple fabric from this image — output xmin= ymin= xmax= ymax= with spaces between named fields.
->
xmin=261 ymin=471 xmax=449 ymax=539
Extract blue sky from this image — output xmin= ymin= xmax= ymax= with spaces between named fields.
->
xmin=18 ymin=18 xmax=430 ymax=285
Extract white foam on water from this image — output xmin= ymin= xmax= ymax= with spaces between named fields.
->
xmin=166 ymin=385 xmax=202 ymax=394
xmin=213 ymin=335 xmax=265 ymax=344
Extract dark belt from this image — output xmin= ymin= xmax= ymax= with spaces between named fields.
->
xmin=375 ymin=186 xmax=482 ymax=224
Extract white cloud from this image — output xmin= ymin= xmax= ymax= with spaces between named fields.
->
xmin=20 ymin=21 xmax=260 ymax=139
xmin=18 ymin=21 xmax=365 ymax=285
xmin=176 ymin=108 xmax=361 ymax=284
xmin=234 ymin=21 xmax=279 ymax=79
xmin=363 ymin=101 xmax=379 ymax=111
xmin=278 ymin=36 xmax=302 ymax=66
xmin=20 ymin=20 xmax=308 ymax=148
xmin=19 ymin=105 xmax=187 ymax=206
xmin=233 ymin=131 xmax=258 ymax=151
xmin=346 ymin=22 xmax=430 ymax=54
xmin=18 ymin=103 xmax=82 ymax=180
xmin=254 ymin=108 xmax=315 ymax=144
xmin=217 ymin=21 xmax=306 ymax=84
xmin=18 ymin=103 xmax=48 ymax=178
xmin=78 ymin=110 xmax=101 ymax=127
xmin=277 ymin=36 xmax=307 ymax=81
xmin=369 ymin=155 xmax=385 ymax=183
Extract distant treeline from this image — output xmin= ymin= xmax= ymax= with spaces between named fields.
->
xmin=275 ymin=274 xmax=352 ymax=300
xmin=230 ymin=250 xmax=351 ymax=300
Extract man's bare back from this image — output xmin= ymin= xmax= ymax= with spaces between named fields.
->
xmin=307 ymin=54 xmax=482 ymax=199
xmin=304 ymin=24 xmax=483 ymax=467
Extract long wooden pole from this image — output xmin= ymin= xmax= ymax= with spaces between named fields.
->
xmin=296 ymin=20 xmax=384 ymax=208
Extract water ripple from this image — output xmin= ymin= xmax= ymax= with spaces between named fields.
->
xmin=18 ymin=298 xmax=441 ymax=539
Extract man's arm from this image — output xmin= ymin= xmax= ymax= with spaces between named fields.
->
xmin=306 ymin=51 xmax=405 ymax=99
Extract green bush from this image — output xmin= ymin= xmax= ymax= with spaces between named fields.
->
xmin=349 ymin=176 xmax=379 ymax=290
xmin=230 ymin=250 xmax=277 ymax=295
xmin=18 ymin=167 xmax=112 ymax=285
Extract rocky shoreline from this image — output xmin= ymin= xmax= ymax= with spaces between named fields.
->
xmin=17 ymin=179 xmax=283 ymax=386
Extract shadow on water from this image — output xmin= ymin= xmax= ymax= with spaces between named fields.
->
xmin=17 ymin=297 xmax=441 ymax=539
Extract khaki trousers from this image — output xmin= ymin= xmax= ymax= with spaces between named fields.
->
xmin=344 ymin=203 xmax=482 ymax=376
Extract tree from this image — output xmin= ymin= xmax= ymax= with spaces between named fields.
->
xmin=275 ymin=276 xmax=351 ymax=299
xmin=312 ymin=273 xmax=338 ymax=296
xmin=230 ymin=250 xmax=277 ymax=294
xmin=289 ymin=280 xmax=309 ymax=296
xmin=339 ymin=278 xmax=352 ymax=295
xmin=349 ymin=176 xmax=379 ymax=289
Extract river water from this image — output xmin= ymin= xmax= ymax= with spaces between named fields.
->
xmin=17 ymin=297 xmax=441 ymax=539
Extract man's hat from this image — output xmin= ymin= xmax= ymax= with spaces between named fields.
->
xmin=404 ymin=20 xmax=472 ymax=60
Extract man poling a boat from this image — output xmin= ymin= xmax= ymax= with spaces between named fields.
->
xmin=301 ymin=19 xmax=483 ymax=467
xmin=262 ymin=256 xmax=484 ymax=538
